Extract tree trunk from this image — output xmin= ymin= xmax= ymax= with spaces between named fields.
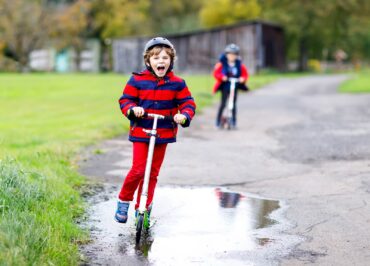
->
xmin=298 ymin=37 xmax=308 ymax=72
xmin=75 ymin=48 xmax=81 ymax=72
xmin=18 ymin=54 xmax=29 ymax=73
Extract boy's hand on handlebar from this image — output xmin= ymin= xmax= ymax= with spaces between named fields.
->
xmin=239 ymin=77 xmax=246 ymax=83
xmin=132 ymin=107 xmax=145 ymax=117
xmin=174 ymin=114 xmax=187 ymax=124
xmin=222 ymin=76 xmax=228 ymax=82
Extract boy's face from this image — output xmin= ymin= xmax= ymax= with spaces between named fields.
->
xmin=226 ymin=53 xmax=238 ymax=63
xmin=148 ymin=49 xmax=171 ymax=77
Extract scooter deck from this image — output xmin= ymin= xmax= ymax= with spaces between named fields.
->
xmin=148 ymin=219 xmax=157 ymax=229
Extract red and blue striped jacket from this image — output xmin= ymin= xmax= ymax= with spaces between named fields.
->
xmin=119 ymin=69 xmax=196 ymax=144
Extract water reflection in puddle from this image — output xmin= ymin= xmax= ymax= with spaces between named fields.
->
xmin=83 ymin=187 xmax=284 ymax=265
xmin=215 ymin=188 xmax=279 ymax=229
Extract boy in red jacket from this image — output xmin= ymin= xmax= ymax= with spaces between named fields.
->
xmin=115 ymin=37 xmax=196 ymax=223
xmin=213 ymin=44 xmax=249 ymax=128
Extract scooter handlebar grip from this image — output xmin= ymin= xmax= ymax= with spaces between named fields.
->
xmin=164 ymin=115 xmax=174 ymax=121
xmin=138 ymin=112 xmax=174 ymax=121
xmin=127 ymin=109 xmax=137 ymax=120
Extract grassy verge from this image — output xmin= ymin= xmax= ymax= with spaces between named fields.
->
xmin=0 ymin=73 xmax=126 ymax=265
xmin=0 ymin=72 xmax=279 ymax=265
xmin=339 ymin=69 xmax=370 ymax=93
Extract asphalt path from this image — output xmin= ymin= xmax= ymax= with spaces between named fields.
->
xmin=80 ymin=74 xmax=370 ymax=265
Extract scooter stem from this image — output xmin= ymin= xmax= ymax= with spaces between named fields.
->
xmin=228 ymin=78 xmax=238 ymax=111
xmin=138 ymin=115 xmax=159 ymax=213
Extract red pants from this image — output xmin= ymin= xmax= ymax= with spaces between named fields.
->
xmin=119 ymin=142 xmax=167 ymax=210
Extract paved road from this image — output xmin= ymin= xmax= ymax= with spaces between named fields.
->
xmin=80 ymin=75 xmax=370 ymax=265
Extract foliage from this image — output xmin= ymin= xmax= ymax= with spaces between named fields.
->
xmin=90 ymin=0 xmax=151 ymax=39
xmin=90 ymin=0 xmax=202 ymax=38
xmin=0 ymin=41 xmax=17 ymax=71
xmin=307 ymin=59 xmax=321 ymax=73
xmin=1 ymin=0 xmax=369 ymax=72
xmin=0 ymin=0 xmax=52 ymax=71
xmin=52 ymin=0 xmax=91 ymax=52
xmin=147 ymin=0 xmax=202 ymax=34
xmin=259 ymin=0 xmax=370 ymax=70
xmin=0 ymin=0 xmax=93 ymax=71
xmin=48 ymin=0 xmax=92 ymax=71
xmin=200 ymin=0 xmax=261 ymax=27
xmin=87 ymin=0 xmax=370 ymax=67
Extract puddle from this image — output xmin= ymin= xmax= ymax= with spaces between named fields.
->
xmin=81 ymin=187 xmax=298 ymax=266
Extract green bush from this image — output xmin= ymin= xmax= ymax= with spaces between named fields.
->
xmin=308 ymin=59 xmax=321 ymax=72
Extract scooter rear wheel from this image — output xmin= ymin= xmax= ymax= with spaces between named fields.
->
xmin=226 ymin=118 xmax=232 ymax=130
xmin=136 ymin=214 xmax=144 ymax=243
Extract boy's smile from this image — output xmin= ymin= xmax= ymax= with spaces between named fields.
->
xmin=149 ymin=49 xmax=171 ymax=77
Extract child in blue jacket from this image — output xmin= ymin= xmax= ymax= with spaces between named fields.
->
xmin=213 ymin=44 xmax=249 ymax=128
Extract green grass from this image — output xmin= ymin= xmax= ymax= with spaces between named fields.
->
xmin=0 ymin=72 xmax=279 ymax=265
xmin=339 ymin=69 xmax=370 ymax=93
xmin=0 ymin=159 xmax=83 ymax=265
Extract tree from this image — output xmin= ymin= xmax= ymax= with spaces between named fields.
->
xmin=0 ymin=0 xmax=52 ymax=71
xmin=148 ymin=0 xmax=203 ymax=34
xmin=89 ymin=0 xmax=203 ymax=39
xmin=345 ymin=16 xmax=370 ymax=61
xmin=322 ymin=0 xmax=370 ymax=61
xmin=90 ymin=0 xmax=151 ymax=40
xmin=259 ymin=0 xmax=370 ymax=70
xmin=52 ymin=0 xmax=91 ymax=69
xmin=199 ymin=0 xmax=261 ymax=28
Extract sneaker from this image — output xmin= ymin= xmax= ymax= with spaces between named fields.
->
xmin=115 ymin=201 xmax=129 ymax=223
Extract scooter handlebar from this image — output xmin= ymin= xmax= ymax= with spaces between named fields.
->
xmin=143 ymin=112 xmax=174 ymax=121
xmin=127 ymin=109 xmax=176 ymax=121
xmin=228 ymin=77 xmax=239 ymax=83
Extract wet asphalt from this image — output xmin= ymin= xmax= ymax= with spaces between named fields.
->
xmin=81 ymin=187 xmax=295 ymax=266
xmin=79 ymin=74 xmax=370 ymax=265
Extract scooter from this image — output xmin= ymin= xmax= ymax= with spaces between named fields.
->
xmin=135 ymin=113 xmax=173 ymax=243
xmin=221 ymin=77 xmax=238 ymax=130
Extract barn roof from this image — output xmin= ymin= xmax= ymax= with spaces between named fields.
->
xmin=114 ymin=20 xmax=283 ymax=41
xmin=166 ymin=20 xmax=283 ymax=38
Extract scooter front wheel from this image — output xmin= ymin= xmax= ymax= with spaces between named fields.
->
xmin=136 ymin=214 xmax=144 ymax=243
xmin=143 ymin=211 xmax=150 ymax=230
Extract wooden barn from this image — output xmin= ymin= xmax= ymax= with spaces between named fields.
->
xmin=112 ymin=20 xmax=285 ymax=74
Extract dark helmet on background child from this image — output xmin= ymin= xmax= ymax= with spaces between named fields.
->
xmin=224 ymin=43 xmax=240 ymax=55
xmin=143 ymin=37 xmax=176 ymax=75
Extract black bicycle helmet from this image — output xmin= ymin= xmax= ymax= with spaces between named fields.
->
xmin=143 ymin=37 xmax=174 ymax=53
xmin=224 ymin=43 xmax=240 ymax=54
